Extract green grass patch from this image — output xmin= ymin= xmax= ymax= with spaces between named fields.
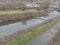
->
xmin=0 ymin=9 xmax=37 ymax=15
xmin=4 ymin=18 xmax=60 ymax=45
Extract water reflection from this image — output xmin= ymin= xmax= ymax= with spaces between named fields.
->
xmin=22 ymin=21 xmax=27 ymax=25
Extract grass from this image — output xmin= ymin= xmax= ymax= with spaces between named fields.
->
xmin=0 ymin=9 xmax=37 ymax=15
xmin=4 ymin=18 xmax=60 ymax=45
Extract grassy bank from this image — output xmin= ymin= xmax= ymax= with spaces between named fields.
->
xmin=0 ymin=17 xmax=34 ymax=26
xmin=0 ymin=9 xmax=37 ymax=15
xmin=4 ymin=18 xmax=60 ymax=45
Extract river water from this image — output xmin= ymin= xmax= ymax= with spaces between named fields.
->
xmin=0 ymin=11 xmax=60 ymax=37
xmin=0 ymin=14 xmax=59 ymax=38
xmin=0 ymin=11 xmax=60 ymax=45
xmin=0 ymin=18 xmax=44 ymax=37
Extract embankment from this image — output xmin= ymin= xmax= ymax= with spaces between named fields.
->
xmin=0 ymin=11 xmax=49 ymax=23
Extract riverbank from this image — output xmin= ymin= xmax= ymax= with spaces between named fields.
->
xmin=0 ymin=17 xmax=34 ymax=26
xmin=26 ymin=21 xmax=60 ymax=45
xmin=1 ymin=15 xmax=60 ymax=45
xmin=0 ymin=9 xmax=50 ymax=23
xmin=0 ymin=9 xmax=36 ymax=15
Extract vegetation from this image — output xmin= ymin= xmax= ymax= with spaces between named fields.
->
xmin=0 ymin=9 xmax=37 ymax=15
xmin=0 ymin=0 xmax=59 ymax=10
xmin=4 ymin=18 xmax=60 ymax=45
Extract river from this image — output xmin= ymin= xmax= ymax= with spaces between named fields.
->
xmin=0 ymin=11 xmax=60 ymax=45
